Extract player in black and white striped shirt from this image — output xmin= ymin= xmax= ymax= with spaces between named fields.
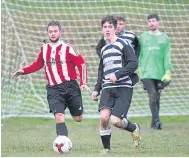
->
xmin=96 ymin=16 xmax=140 ymax=58
xmin=95 ymin=16 xmax=140 ymax=95
xmin=92 ymin=15 xmax=141 ymax=154
xmin=101 ymin=37 xmax=135 ymax=89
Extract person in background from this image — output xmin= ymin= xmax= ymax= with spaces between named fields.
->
xmin=139 ymin=14 xmax=172 ymax=130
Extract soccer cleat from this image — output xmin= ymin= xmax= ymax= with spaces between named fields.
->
xmin=151 ymin=119 xmax=162 ymax=130
xmin=100 ymin=149 xmax=111 ymax=154
xmin=155 ymin=120 xmax=162 ymax=130
xmin=131 ymin=123 xmax=141 ymax=148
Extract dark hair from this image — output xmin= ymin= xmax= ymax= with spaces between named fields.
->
xmin=148 ymin=14 xmax=160 ymax=21
xmin=101 ymin=15 xmax=117 ymax=28
xmin=47 ymin=20 xmax=62 ymax=31
xmin=115 ymin=16 xmax=126 ymax=22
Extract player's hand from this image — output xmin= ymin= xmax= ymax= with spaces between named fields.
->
xmin=109 ymin=74 xmax=117 ymax=83
xmin=13 ymin=69 xmax=24 ymax=78
xmin=161 ymin=70 xmax=171 ymax=82
xmin=80 ymin=84 xmax=91 ymax=92
xmin=92 ymin=91 xmax=99 ymax=101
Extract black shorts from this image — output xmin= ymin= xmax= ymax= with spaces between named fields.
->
xmin=99 ymin=87 xmax=133 ymax=119
xmin=46 ymin=80 xmax=83 ymax=116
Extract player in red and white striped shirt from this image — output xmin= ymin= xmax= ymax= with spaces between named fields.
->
xmin=13 ymin=20 xmax=91 ymax=138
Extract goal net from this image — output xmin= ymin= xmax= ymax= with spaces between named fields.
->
xmin=1 ymin=0 xmax=189 ymax=118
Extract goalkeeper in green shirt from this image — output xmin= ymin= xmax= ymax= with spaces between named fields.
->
xmin=139 ymin=14 xmax=172 ymax=130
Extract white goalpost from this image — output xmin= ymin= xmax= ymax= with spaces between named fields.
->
xmin=1 ymin=0 xmax=189 ymax=118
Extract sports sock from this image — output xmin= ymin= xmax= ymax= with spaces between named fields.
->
xmin=101 ymin=135 xmax=111 ymax=150
xmin=56 ymin=122 xmax=68 ymax=136
xmin=100 ymin=128 xmax=111 ymax=150
xmin=124 ymin=120 xmax=136 ymax=132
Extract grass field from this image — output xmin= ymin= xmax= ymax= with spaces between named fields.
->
xmin=1 ymin=115 xmax=189 ymax=157
xmin=1 ymin=1 xmax=189 ymax=156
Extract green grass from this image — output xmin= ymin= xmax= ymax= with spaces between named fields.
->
xmin=1 ymin=2 xmax=189 ymax=156
xmin=1 ymin=115 xmax=189 ymax=157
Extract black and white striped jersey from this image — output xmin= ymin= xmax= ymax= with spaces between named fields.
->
xmin=100 ymin=38 xmax=138 ymax=89
xmin=118 ymin=30 xmax=140 ymax=57
xmin=96 ymin=29 xmax=140 ymax=58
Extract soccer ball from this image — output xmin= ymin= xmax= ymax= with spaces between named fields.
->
xmin=53 ymin=136 xmax=72 ymax=154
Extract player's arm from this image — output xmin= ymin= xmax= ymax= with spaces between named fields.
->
xmin=138 ymin=36 xmax=143 ymax=68
xmin=92 ymin=58 xmax=103 ymax=101
xmin=13 ymin=48 xmax=44 ymax=78
xmin=71 ymin=54 xmax=87 ymax=86
xmin=69 ymin=46 xmax=91 ymax=92
xmin=96 ymin=36 xmax=106 ymax=58
xmin=133 ymin=35 xmax=140 ymax=59
xmin=115 ymin=44 xmax=138 ymax=79
xmin=137 ymin=35 xmax=144 ymax=78
xmin=161 ymin=37 xmax=172 ymax=82
xmin=94 ymin=59 xmax=103 ymax=93
xmin=164 ymin=38 xmax=172 ymax=72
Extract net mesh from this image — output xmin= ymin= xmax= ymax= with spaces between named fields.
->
xmin=1 ymin=0 xmax=189 ymax=118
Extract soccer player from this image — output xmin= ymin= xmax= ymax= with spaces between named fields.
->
xmin=96 ymin=16 xmax=140 ymax=58
xmin=139 ymin=14 xmax=172 ymax=130
xmin=13 ymin=20 xmax=91 ymax=137
xmin=94 ymin=16 xmax=140 ymax=95
xmin=92 ymin=15 xmax=141 ymax=153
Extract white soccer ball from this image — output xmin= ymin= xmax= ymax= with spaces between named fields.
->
xmin=53 ymin=136 xmax=72 ymax=154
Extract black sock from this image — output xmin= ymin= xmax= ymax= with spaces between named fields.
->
xmin=124 ymin=121 xmax=136 ymax=132
xmin=56 ymin=123 xmax=68 ymax=136
xmin=101 ymin=135 xmax=111 ymax=150
xmin=100 ymin=128 xmax=111 ymax=150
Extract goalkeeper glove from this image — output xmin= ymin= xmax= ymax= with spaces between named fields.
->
xmin=161 ymin=70 xmax=171 ymax=82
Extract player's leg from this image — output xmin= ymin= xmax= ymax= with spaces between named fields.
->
xmin=68 ymin=94 xmax=83 ymax=122
xmin=109 ymin=87 xmax=131 ymax=129
xmin=155 ymin=80 xmax=162 ymax=129
xmin=155 ymin=81 xmax=170 ymax=129
xmin=142 ymin=79 xmax=160 ymax=129
xmin=98 ymin=88 xmax=113 ymax=153
xmin=99 ymin=108 xmax=112 ymax=153
xmin=110 ymin=87 xmax=141 ymax=147
xmin=46 ymin=85 xmax=68 ymax=136
xmin=66 ymin=80 xmax=83 ymax=122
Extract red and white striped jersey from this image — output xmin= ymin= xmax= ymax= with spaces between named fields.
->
xmin=23 ymin=40 xmax=88 ymax=86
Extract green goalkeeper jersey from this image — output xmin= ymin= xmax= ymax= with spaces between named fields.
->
xmin=139 ymin=31 xmax=172 ymax=80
